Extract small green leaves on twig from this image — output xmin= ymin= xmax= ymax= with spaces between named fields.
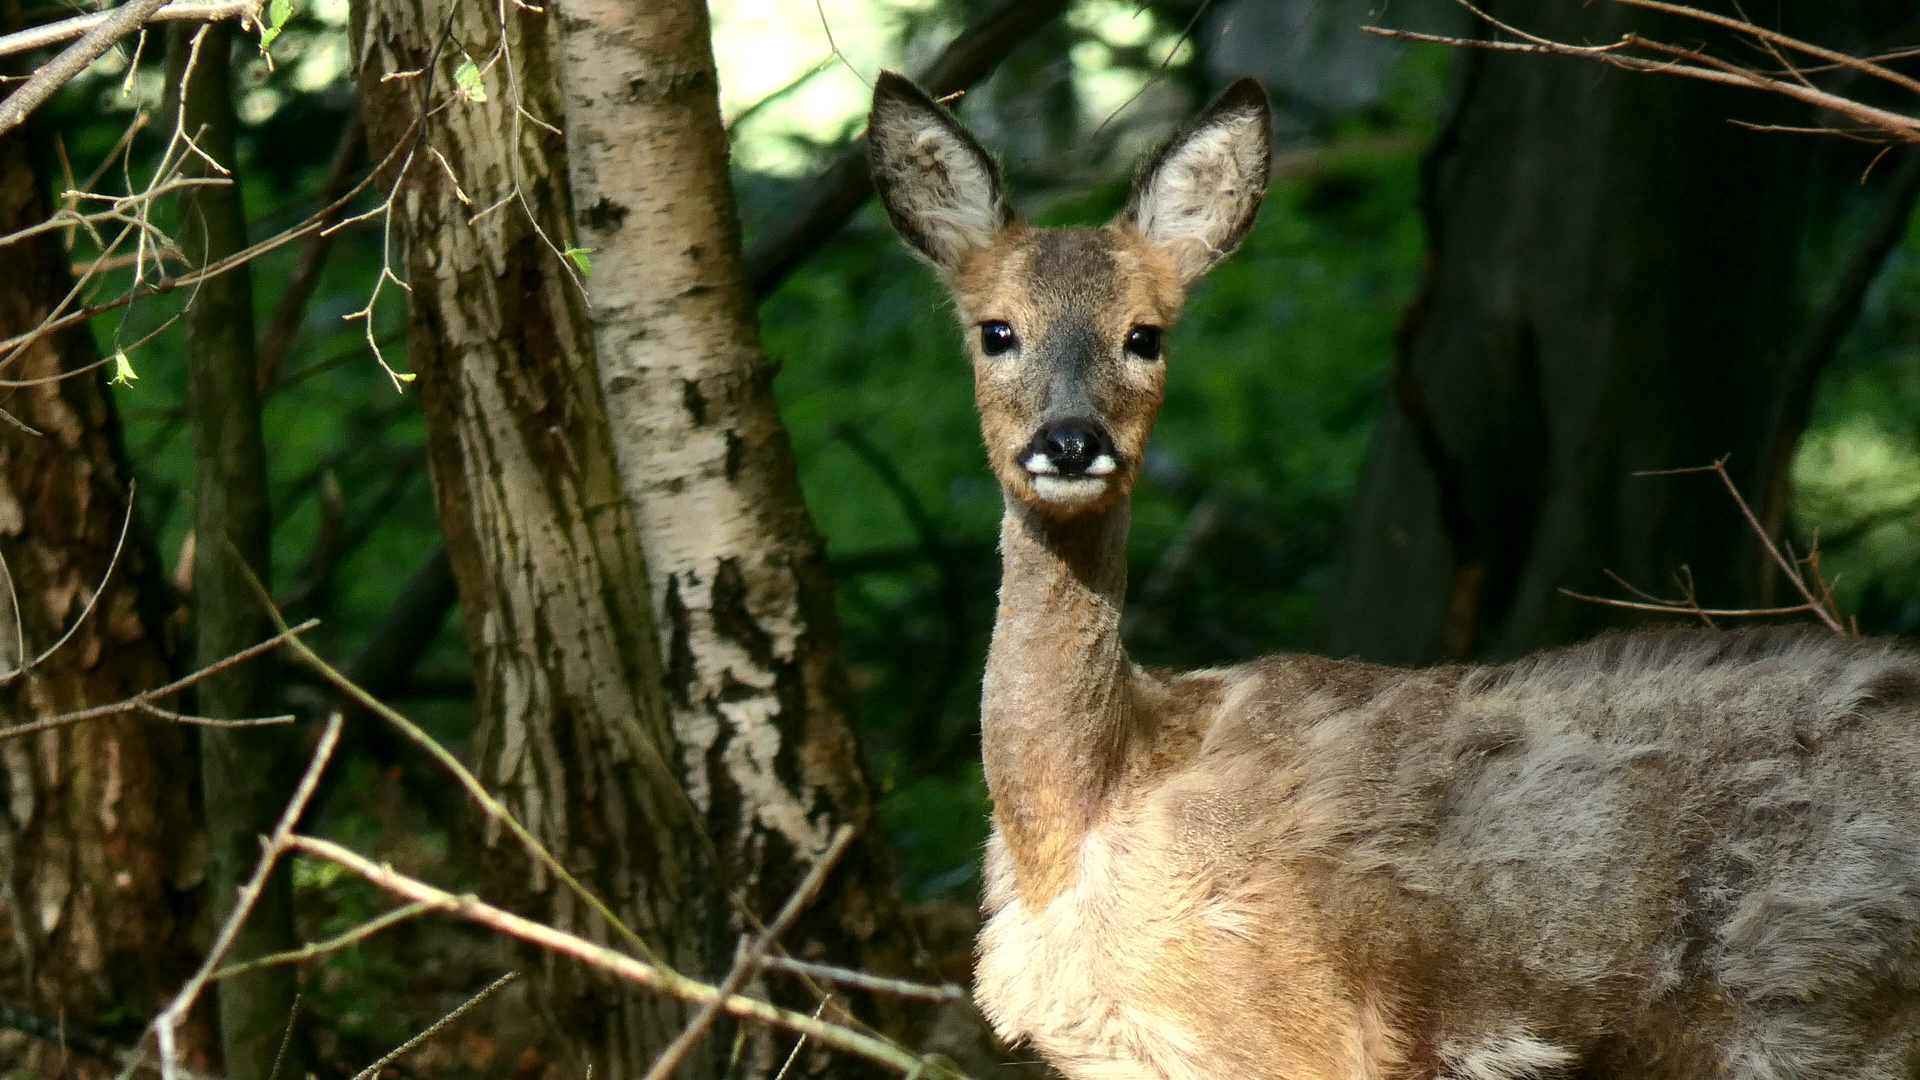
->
xmin=564 ymin=246 xmax=594 ymax=277
xmin=453 ymin=58 xmax=487 ymax=103
xmin=109 ymin=350 xmax=137 ymax=385
xmin=259 ymin=0 xmax=293 ymax=53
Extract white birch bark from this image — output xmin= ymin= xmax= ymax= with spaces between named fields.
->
xmin=551 ymin=0 xmax=918 ymax=1063
xmin=350 ymin=0 xmax=709 ymax=1073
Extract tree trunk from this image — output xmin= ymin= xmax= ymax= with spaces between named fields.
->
xmin=0 ymin=115 xmax=206 ymax=1076
xmin=1321 ymin=1 xmax=1822 ymax=665
xmin=554 ymin=0 xmax=917 ymax=1063
xmin=351 ymin=0 xmax=709 ymax=1074
xmin=166 ymin=23 xmax=310 ymax=1080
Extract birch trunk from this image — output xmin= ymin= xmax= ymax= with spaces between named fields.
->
xmin=0 ymin=122 xmax=206 ymax=1077
xmin=554 ymin=0 xmax=915 ymax=1051
xmin=351 ymin=0 xmax=710 ymax=1073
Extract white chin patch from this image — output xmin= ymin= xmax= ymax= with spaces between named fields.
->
xmin=1021 ymin=453 xmax=1058 ymax=476
xmin=1031 ymin=476 xmax=1109 ymax=507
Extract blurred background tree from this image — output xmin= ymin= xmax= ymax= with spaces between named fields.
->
xmin=1 ymin=0 xmax=1918 ymax=1075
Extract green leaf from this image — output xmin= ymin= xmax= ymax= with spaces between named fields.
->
xmin=259 ymin=0 xmax=292 ymax=52
xmin=454 ymin=59 xmax=486 ymax=103
xmin=564 ymin=246 xmax=595 ymax=277
xmin=109 ymin=351 xmax=137 ymax=386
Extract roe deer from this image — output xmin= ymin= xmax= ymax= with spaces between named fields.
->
xmin=868 ymin=71 xmax=1920 ymax=1080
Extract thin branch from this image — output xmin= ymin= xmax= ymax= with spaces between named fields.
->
xmin=1558 ymin=589 xmax=1822 ymax=618
xmin=1610 ymin=0 xmax=1920 ymax=99
xmin=1633 ymin=459 xmax=1847 ymax=633
xmin=1358 ymin=26 xmax=1920 ymax=143
xmin=348 ymin=971 xmax=516 ymax=1080
xmin=241 ymin=572 xmax=676 ymax=967
xmin=0 ymin=0 xmax=178 ymax=137
xmin=757 ymin=957 xmax=963 ymax=1003
xmin=0 ymin=480 xmax=137 ymax=684
xmin=0 ymin=618 xmax=318 ymax=742
xmin=744 ymin=0 xmax=1069 ymax=297
xmin=212 ymin=901 xmax=436 ymax=981
xmin=811 ymin=0 xmax=869 ymax=88
xmin=0 ymin=115 xmax=420 ymax=372
xmin=1087 ymin=0 xmax=1213 ymax=140
xmin=285 ymin=836 xmax=969 ymax=1079
xmin=149 ymin=712 xmax=343 ymax=1080
xmin=134 ymin=700 xmax=295 ymax=727
xmin=0 ymin=0 xmax=254 ymax=62
xmin=642 ymin=826 xmax=858 ymax=1080
xmin=257 ymin=111 xmax=366 ymax=391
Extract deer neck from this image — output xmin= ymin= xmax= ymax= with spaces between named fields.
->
xmin=983 ymin=492 xmax=1135 ymax=904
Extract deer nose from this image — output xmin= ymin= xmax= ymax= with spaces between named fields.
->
xmin=1025 ymin=420 xmax=1116 ymax=478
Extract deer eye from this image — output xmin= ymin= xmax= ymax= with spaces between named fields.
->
xmin=1125 ymin=325 xmax=1163 ymax=361
xmin=979 ymin=321 xmax=1017 ymax=357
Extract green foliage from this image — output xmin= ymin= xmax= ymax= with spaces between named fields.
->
xmin=1794 ymin=193 xmax=1920 ymax=633
xmin=453 ymin=58 xmax=486 ymax=103
xmin=260 ymin=0 xmax=295 ymax=54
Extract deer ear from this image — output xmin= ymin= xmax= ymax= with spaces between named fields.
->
xmin=1123 ymin=78 xmax=1271 ymax=285
xmin=869 ymin=71 xmax=1013 ymax=274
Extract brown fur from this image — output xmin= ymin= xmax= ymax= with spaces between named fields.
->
xmin=869 ymin=72 xmax=1920 ymax=1080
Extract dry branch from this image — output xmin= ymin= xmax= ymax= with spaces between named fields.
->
xmin=0 ymin=0 xmax=182 ymax=137
xmin=0 ymin=114 xmax=418 ymax=375
xmin=1565 ymin=459 xmax=1850 ymax=633
xmin=641 ymin=825 xmax=859 ymax=1080
xmin=0 ymin=0 xmax=253 ymax=62
xmin=1362 ymin=0 xmax=1920 ymax=144
xmin=149 ymin=712 xmax=342 ymax=1080
xmin=285 ymin=836 xmax=970 ymax=1079
xmin=0 ymin=618 xmax=317 ymax=742
xmin=745 ymin=0 xmax=1068 ymax=296
xmin=348 ymin=971 xmax=516 ymax=1080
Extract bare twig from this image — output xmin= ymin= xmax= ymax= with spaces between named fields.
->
xmin=149 ymin=712 xmax=342 ymax=1080
xmin=0 ymin=116 xmax=420 ymax=375
xmin=1635 ymin=459 xmax=1847 ymax=633
xmin=0 ymin=0 xmax=179 ymax=137
xmin=1358 ymin=25 xmax=1920 ymax=143
xmin=348 ymin=971 xmax=517 ymax=1080
xmin=212 ymin=901 xmax=436 ymax=981
xmin=235 ymin=567 xmax=683 ymax=967
xmin=0 ymin=618 xmax=319 ymax=743
xmin=744 ymin=0 xmax=1069 ymax=297
xmin=642 ymin=825 xmax=858 ymax=1080
xmin=285 ymin=836 xmax=969 ymax=1079
xmin=0 ymin=0 xmax=254 ymax=62
xmin=1558 ymin=589 xmax=1823 ymax=619
xmin=0 ymin=480 xmax=136 ymax=684
xmin=1087 ymin=0 xmax=1214 ymax=140
xmin=758 ymin=957 xmax=963 ymax=1003
xmin=1568 ymin=459 xmax=1850 ymax=632
xmin=1612 ymin=0 xmax=1920 ymax=99
xmin=257 ymin=111 xmax=366 ymax=391
xmin=134 ymin=700 xmax=295 ymax=727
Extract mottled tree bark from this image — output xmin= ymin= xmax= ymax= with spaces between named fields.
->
xmin=554 ymin=0 xmax=918 ymax=1064
xmin=1322 ymin=1 xmax=1823 ymax=664
xmin=350 ymin=0 xmax=709 ymax=1074
xmin=165 ymin=23 xmax=309 ymax=1080
xmin=0 ymin=117 xmax=205 ymax=1076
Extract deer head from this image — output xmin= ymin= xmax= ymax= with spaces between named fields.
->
xmin=869 ymin=73 xmax=1271 ymax=516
